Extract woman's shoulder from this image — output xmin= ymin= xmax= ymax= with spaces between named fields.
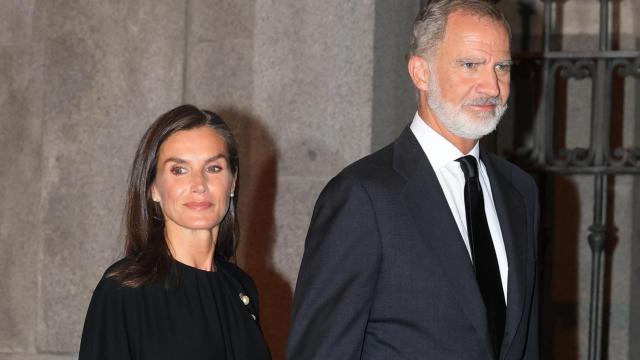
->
xmin=103 ymin=257 xmax=134 ymax=276
xmin=217 ymin=260 xmax=259 ymax=298
xmin=93 ymin=258 xmax=139 ymax=295
xmin=97 ymin=256 xmax=169 ymax=294
xmin=217 ymin=259 xmax=263 ymax=317
xmin=218 ymin=260 xmax=255 ymax=285
xmin=81 ymin=259 xmax=143 ymax=358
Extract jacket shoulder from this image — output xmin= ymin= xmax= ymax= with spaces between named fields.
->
xmin=484 ymin=153 xmax=539 ymax=228
xmin=338 ymin=142 xmax=396 ymax=182
xmin=486 ymin=153 xmax=536 ymax=187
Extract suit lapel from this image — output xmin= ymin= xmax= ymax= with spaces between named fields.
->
xmin=481 ymin=151 xmax=528 ymax=358
xmin=393 ymin=129 xmax=492 ymax=352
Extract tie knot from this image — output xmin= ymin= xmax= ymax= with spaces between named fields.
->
xmin=457 ymin=155 xmax=479 ymax=180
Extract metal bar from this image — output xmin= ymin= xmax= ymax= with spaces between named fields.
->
xmin=515 ymin=51 xmax=640 ymax=60
xmin=588 ymin=174 xmax=608 ymax=360
xmin=543 ymin=0 xmax=552 ymax=53
xmin=599 ymin=0 xmax=610 ymax=52
xmin=591 ymin=56 xmax=609 ymax=166
xmin=540 ymin=0 xmax=553 ymax=166
xmin=544 ymin=61 xmax=558 ymax=165
xmin=527 ymin=166 xmax=640 ymax=175
xmin=586 ymin=3 xmax=611 ymax=359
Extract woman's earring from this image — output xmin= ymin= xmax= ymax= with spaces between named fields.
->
xmin=230 ymin=192 xmax=235 ymax=198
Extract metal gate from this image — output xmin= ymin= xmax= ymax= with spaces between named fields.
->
xmin=511 ymin=1 xmax=640 ymax=359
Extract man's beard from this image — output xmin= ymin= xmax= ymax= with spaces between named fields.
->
xmin=427 ymin=69 xmax=507 ymax=140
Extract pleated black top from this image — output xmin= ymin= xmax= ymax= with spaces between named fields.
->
xmin=79 ymin=258 xmax=271 ymax=360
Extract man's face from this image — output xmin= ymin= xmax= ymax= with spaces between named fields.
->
xmin=427 ymin=11 xmax=511 ymax=140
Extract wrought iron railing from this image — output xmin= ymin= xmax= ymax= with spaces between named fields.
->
xmin=511 ymin=1 xmax=640 ymax=359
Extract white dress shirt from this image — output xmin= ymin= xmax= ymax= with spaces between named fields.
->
xmin=410 ymin=112 xmax=508 ymax=302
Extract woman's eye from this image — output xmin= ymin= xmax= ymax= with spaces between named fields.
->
xmin=207 ymin=165 xmax=222 ymax=173
xmin=170 ymin=166 xmax=187 ymax=175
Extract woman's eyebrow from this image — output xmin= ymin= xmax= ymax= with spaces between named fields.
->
xmin=163 ymin=157 xmax=187 ymax=165
xmin=205 ymin=154 xmax=227 ymax=162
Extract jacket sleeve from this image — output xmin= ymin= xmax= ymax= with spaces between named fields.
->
xmin=79 ymin=277 xmax=133 ymax=360
xmin=286 ymin=174 xmax=382 ymax=359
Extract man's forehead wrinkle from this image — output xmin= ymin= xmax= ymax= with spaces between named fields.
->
xmin=444 ymin=13 xmax=510 ymax=45
xmin=459 ymin=33 xmax=508 ymax=46
xmin=448 ymin=39 xmax=510 ymax=59
xmin=442 ymin=26 xmax=510 ymax=60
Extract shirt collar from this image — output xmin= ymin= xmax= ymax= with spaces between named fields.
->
xmin=409 ymin=112 xmax=480 ymax=170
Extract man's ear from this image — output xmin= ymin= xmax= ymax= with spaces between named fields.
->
xmin=407 ymin=55 xmax=430 ymax=92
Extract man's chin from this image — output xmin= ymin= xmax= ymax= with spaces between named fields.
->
xmin=448 ymin=116 xmax=500 ymax=140
xmin=465 ymin=109 xmax=497 ymax=122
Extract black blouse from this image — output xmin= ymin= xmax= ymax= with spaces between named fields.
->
xmin=79 ymin=258 xmax=271 ymax=360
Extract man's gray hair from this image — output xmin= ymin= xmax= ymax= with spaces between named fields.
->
xmin=408 ymin=0 xmax=512 ymax=60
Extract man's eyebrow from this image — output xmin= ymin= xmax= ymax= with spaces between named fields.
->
xmin=456 ymin=58 xmax=486 ymax=63
xmin=497 ymin=59 xmax=514 ymax=65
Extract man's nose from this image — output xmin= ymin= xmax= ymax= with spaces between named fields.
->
xmin=477 ymin=68 xmax=500 ymax=98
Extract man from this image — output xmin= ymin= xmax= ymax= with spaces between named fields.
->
xmin=287 ymin=1 xmax=539 ymax=359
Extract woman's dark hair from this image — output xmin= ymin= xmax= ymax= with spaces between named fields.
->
xmin=108 ymin=104 xmax=240 ymax=287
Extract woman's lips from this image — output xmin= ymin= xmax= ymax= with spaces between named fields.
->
xmin=184 ymin=202 xmax=213 ymax=210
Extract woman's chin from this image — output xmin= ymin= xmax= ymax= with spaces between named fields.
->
xmin=169 ymin=219 xmax=219 ymax=232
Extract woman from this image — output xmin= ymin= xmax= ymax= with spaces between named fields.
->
xmin=79 ymin=105 xmax=271 ymax=359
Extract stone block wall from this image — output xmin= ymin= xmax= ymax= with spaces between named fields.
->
xmin=0 ymin=1 xmax=375 ymax=359
xmin=2 ymin=1 xmax=186 ymax=358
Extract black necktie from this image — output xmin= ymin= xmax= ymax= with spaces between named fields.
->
xmin=457 ymin=155 xmax=505 ymax=358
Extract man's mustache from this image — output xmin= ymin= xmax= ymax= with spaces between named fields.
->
xmin=464 ymin=97 xmax=504 ymax=106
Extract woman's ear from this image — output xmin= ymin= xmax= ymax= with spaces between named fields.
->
xmin=231 ymin=173 xmax=238 ymax=197
xmin=150 ymin=184 xmax=160 ymax=203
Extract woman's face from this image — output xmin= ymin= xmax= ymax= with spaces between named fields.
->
xmin=151 ymin=126 xmax=236 ymax=235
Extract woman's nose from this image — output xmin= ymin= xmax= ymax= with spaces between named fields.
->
xmin=191 ymin=173 xmax=208 ymax=193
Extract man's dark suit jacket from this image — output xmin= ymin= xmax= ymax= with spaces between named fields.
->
xmin=287 ymin=127 xmax=539 ymax=359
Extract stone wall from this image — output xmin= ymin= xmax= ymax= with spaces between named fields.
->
xmin=1 ymin=1 xmax=186 ymax=358
xmin=0 ymin=1 xmax=375 ymax=359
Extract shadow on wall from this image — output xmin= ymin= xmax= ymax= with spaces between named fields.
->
xmin=540 ymin=176 xmax=580 ymax=360
xmin=216 ymin=107 xmax=293 ymax=360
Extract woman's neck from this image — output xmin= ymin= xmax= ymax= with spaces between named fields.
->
xmin=165 ymin=225 xmax=218 ymax=271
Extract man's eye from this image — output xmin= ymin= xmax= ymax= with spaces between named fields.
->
xmin=207 ymin=165 xmax=222 ymax=173
xmin=462 ymin=62 xmax=478 ymax=70
xmin=496 ymin=63 xmax=512 ymax=73
xmin=170 ymin=166 xmax=187 ymax=175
